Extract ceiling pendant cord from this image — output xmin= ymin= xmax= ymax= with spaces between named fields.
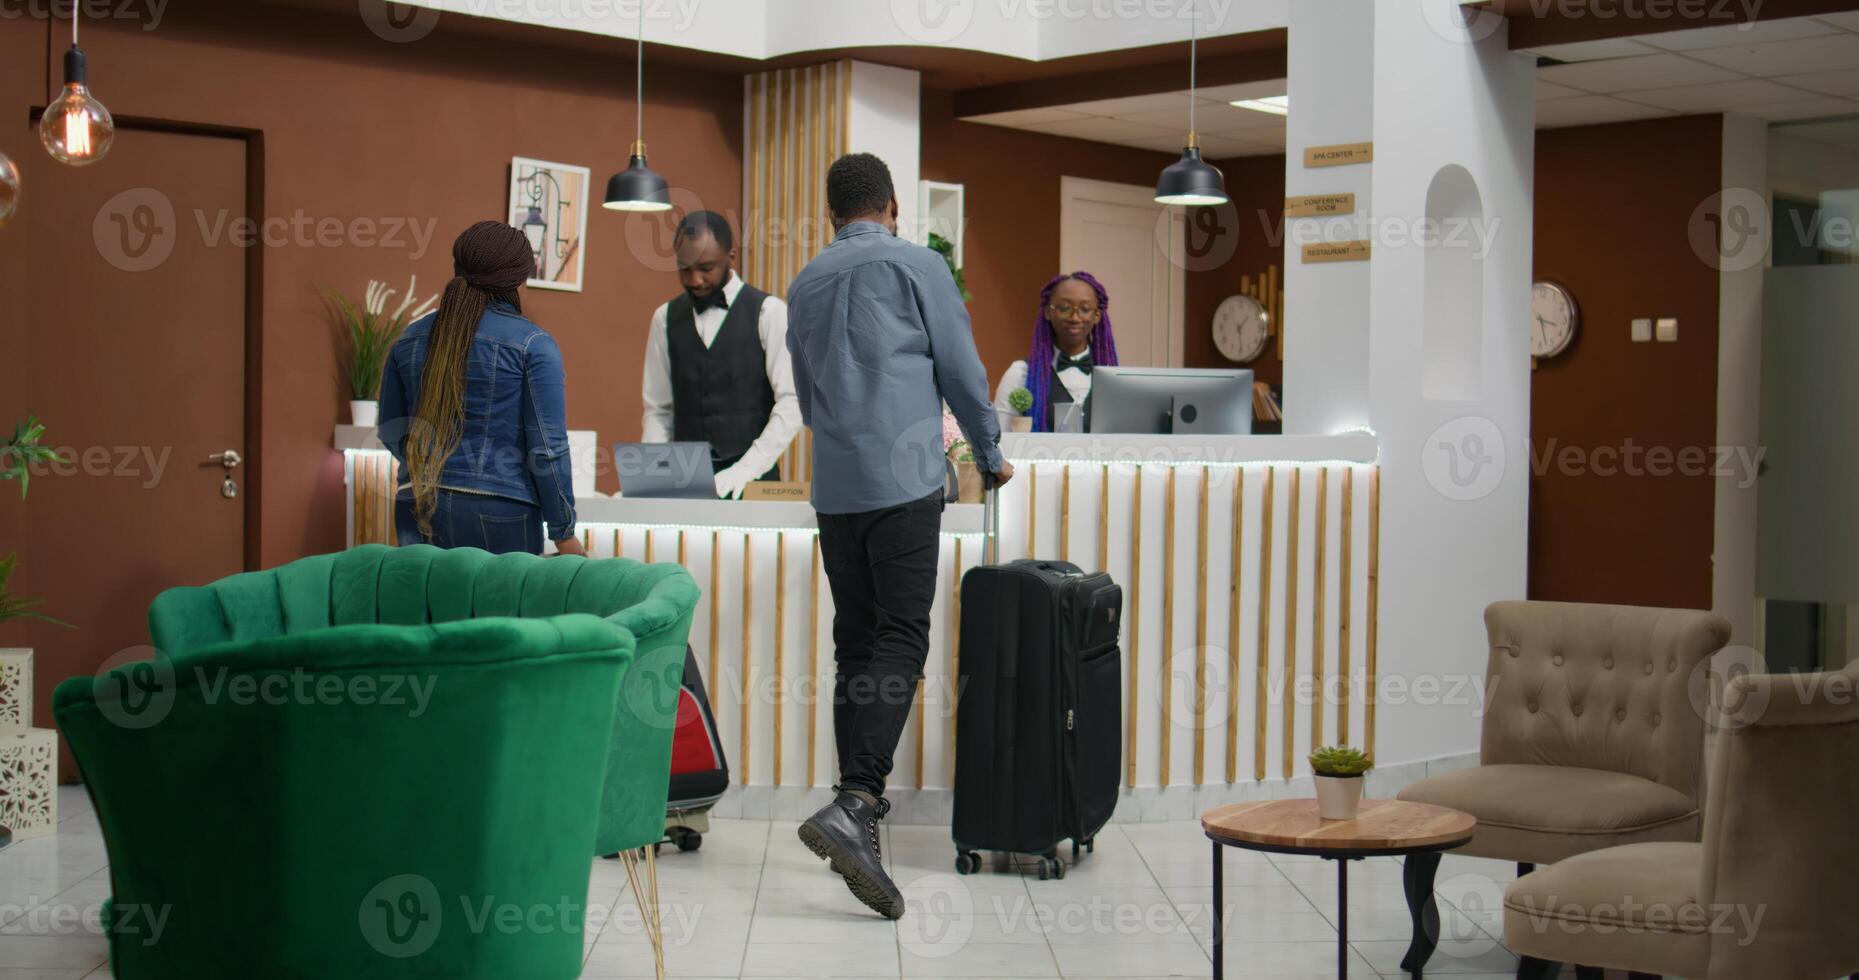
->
xmin=635 ymin=7 xmax=644 ymax=155
xmin=1188 ymin=0 xmax=1196 ymax=150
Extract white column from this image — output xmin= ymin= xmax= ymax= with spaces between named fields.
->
xmin=845 ymin=61 xmax=922 ymax=235
xmin=1713 ymin=113 xmax=1768 ymax=649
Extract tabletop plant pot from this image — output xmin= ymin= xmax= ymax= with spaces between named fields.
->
xmin=1309 ymin=745 xmax=1373 ymax=820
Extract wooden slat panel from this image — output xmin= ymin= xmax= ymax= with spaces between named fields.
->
xmin=1226 ymin=467 xmax=1245 ymax=784
xmin=1127 ymin=464 xmax=1143 ymax=789
xmin=1338 ymin=469 xmax=1353 ymax=746
xmin=1160 ymin=466 xmax=1177 ymax=788
xmin=1059 ymin=465 xmax=1071 ymax=563
xmin=1192 ymin=465 xmax=1210 ymax=783
xmin=1254 ymin=466 xmax=1274 ymax=782
xmin=774 ymin=533 xmax=786 ymax=787
xmin=1283 ymin=467 xmax=1301 ymax=779
xmin=741 ymin=533 xmax=754 ymax=785
xmin=1312 ymin=468 xmax=1328 ymax=751
xmin=710 ymin=531 xmax=722 ymax=708
xmin=808 ymin=536 xmax=821 ymax=788
xmin=1366 ymin=467 xmax=1381 ymax=760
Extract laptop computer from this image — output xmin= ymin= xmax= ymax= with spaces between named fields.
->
xmin=614 ymin=442 xmax=717 ymax=499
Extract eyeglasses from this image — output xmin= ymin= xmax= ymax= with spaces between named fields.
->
xmin=1047 ymin=304 xmax=1101 ymax=322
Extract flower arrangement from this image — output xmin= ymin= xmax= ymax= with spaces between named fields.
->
xmin=942 ymin=412 xmax=972 ymax=462
xmin=321 ymin=276 xmax=439 ymax=402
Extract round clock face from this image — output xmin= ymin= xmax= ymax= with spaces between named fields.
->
xmin=1213 ymin=294 xmax=1269 ymax=363
xmin=1531 ymin=281 xmax=1578 ymax=358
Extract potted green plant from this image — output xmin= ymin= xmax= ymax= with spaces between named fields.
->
xmin=1309 ymin=745 xmax=1373 ymax=819
xmin=927 ymin=232 xmax=971 ymax=302
xmin=1006 ymin=387 xmax=1034 ymax=433
xmin=321 ymin=276 xmax=437 ymax=427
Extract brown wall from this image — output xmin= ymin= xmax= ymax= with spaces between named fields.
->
xmin=1529 ymin=114 xmax=1723 ymax=608
xmin=920 ymin=88 xmax=1284 ymax=386
xmin=0 ymin=2 xmax=742 ymax=570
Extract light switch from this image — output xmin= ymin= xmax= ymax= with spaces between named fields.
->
xmin=1631 ymin=318 xmax=1653 ymax=343
xmin=1655 ymin=317 xmax=1679 ymax=343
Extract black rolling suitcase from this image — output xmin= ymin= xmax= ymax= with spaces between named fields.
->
xmin=952 ymin=485 xmax=1123 ymax=879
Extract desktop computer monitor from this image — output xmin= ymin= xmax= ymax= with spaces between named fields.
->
xmin=1089 ymin=367 xmax=1254 ymax=435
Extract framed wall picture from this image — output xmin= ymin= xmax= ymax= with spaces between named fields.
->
xmin=507 ymin=157 xmax=591 ymax=292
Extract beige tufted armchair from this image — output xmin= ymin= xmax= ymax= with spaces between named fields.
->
xmin=1393 ymin=600 xmax=1731 ymax=975
xmin=1505 ymin=657 xmax=1859 ymax=980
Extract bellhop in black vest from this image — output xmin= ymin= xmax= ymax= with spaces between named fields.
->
xmin=665 ymin=284 xmax=781 ymax=480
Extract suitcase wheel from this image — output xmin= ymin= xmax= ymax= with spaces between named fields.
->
xmin=1085 ymin=837 xmax=1095 ymax=854
xmin=668 ymin=827 xmax=703 ymax=852
xmin=1070 ymin=841 xmax=1079 ymax=859
xmin=1036 ymin=855 xmax=1064 ymax=880
xmin=954 ymin=851 xmax=981 ymax=876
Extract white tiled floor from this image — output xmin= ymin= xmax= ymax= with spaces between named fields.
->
xmin=0 ymin=786 xmax=1613 ymax=978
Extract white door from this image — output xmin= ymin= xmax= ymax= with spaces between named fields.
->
xmin=1059 ymin=176 xmax=1187 ymax=367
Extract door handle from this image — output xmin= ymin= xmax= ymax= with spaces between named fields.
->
xmin=209 ymin=450 xmax=242 ymax=469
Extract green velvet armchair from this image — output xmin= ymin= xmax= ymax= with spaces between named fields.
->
xmin=54 ymin=544 xmax=699 ymax=980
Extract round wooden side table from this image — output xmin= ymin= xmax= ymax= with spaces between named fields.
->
xmin=1201 ymin=799 xmax=1475 ymax=980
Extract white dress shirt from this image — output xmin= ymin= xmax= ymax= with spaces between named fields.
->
xmin=641 ymin=272 xmax=801 ymax=482
xmin=993 ymin=345 xmax=1093 ymax=430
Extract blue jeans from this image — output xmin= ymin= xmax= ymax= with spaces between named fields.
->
xmin=395 ymin=489 xmax=544 ymax=555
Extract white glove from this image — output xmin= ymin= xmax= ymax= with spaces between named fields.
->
xmin=714 ymin=464 xmax=754 ymax=500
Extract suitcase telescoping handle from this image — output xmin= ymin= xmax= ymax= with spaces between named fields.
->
xmin=981 ymin=467 xmax=1001 ymax=565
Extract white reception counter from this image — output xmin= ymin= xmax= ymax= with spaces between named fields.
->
xmin=340 ymin=429 xmax=1382 ymax=822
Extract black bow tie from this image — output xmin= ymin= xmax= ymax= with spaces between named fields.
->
xmin=1056 ymin=351 xmax=1094 ymax=374
xmin=689 ymin=288 xmax=730 ymax=313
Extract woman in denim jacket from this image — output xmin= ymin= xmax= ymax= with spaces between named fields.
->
xmin=380 ymin=221 xmax=582 ymax=555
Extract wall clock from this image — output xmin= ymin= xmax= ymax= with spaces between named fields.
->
xmin=1213 ymin=293 xmax=1269 ymax=363
xmin=1531 ymin=280 xmax=1578 ymax=359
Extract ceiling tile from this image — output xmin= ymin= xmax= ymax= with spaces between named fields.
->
xmin=1208 ymin=124 xmax=1286 ymax=148
xmin=1536 ymin=80 xmax=1585 ymax=100
xmin=1122 ymin=101 xmax=1284 ymax=133
xmin=1053 ymin=91 xmax=1199 ymax=118
xmin=1637 ymin=15 xmax=1838 ymax=51
xmin=1533 ymin=95 xmax=1675 ymax=129
xmin=1021 ymin=116 xmax=1180 ymax=142
xmin=1773 ymin=68 xmax=1859 ymax=96
xmin=1538 ymin=53 xmax=1741 ymax=94
xmin=1683 ymin=33 xmax=1859 ymax=76
xmin=1193 ymin=80 xmax=1290 ymax=105
xmin=1519 ymin=37 xmax=1660 ymax=62
xmin=1627 ymin=77 xmax=1824 ymax=111
xmin=962 ymin=107 xmax=1090 ymax=127
xmin=1773 ymin=119 xmax=1859 ymax=149
xmin=1814 ymin=12 xmax=1859 ymax=31
xmin=1737 ymin=96 xmax=1859 ymax=121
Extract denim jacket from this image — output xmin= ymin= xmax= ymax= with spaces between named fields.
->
xmin=379 ymin=300 xmax=577 ymax=540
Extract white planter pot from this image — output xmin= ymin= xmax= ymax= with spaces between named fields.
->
xmin=1314 ymin=774 xmax=1365 ymax=820
xmin=350 ymin=400 xmax=380 ymax=427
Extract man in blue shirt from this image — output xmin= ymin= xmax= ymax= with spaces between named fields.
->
xmin=788 ymin=153 xmax=1012 ymax=918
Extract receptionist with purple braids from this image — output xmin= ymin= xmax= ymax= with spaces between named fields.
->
xmin=993 ymin=271 xmax=1120 ymax=433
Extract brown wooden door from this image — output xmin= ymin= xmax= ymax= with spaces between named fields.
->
xmin=2 ymin=127 xmax=248 ymax=776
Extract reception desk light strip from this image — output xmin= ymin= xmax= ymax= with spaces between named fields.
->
xmin=344 ymin=452 xmax=1383 ymax=793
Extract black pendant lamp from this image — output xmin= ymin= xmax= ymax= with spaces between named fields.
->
xmin=1155 ymin=0 xmax=1227 ymax=207
xmin=603 ymin=7 xmax=671 ymax=212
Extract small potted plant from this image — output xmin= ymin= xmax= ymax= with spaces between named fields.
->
xmin=1006 ymin=387 xmax=1034 ymax=433
xmin=321 ymin=276 xmax=438 ymax=427
xmin=1309 ymin=745 xmax=1373 ymax=820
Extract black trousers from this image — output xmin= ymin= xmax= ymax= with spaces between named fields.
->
xmin=816 ymin=491 xmax=944 ymax=798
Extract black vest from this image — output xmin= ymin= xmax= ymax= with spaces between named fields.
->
xmin=1042 ymin=360 xmax=1092 ymax=432
xmin=667 ymin=284 xmax=775 ymax=470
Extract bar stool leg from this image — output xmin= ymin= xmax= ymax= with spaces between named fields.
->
xmin=1211 ymin=840 xmax=1224 ymax=980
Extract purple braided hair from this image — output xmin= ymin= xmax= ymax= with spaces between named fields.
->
xmin=1027 ymin=271 xmax=1119 ymax=433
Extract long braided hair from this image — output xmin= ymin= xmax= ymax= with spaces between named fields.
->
xmin=1026 ymin=271 xmax=1119 ymax=433
xmin=405 ymin=220 xmax=536 ymax=539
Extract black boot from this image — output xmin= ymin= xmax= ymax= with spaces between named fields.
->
xmin=798 ymin=789 xmax=903 ymax=919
